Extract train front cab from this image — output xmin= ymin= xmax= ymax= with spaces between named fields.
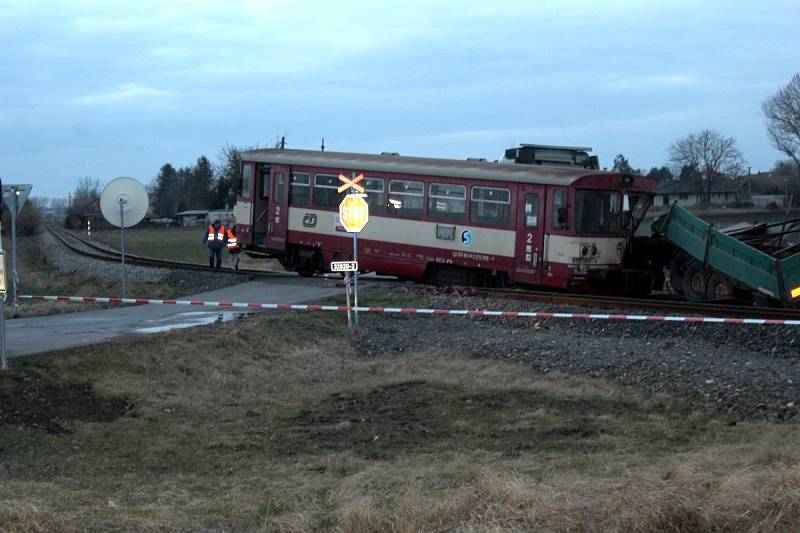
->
xmin=516 ymin=174 xmax=654 ymax=293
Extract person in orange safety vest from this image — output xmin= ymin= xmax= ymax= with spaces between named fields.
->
xmin=226 ymin=226 xmax=242 ymax=272
xmin=201 ymin=219 xmax=225 ymax=268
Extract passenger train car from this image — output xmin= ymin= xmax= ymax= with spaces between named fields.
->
xmin=233 ymin=145 xmax=658 ymax=293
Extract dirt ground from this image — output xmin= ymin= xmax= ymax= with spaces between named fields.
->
xmin=0 ymin=374 xmax=129 ymax=434
xmin=3 ymin=295 xmax=800 ymax=531
xmin=275 ymin=380 xmax=624 ymax=460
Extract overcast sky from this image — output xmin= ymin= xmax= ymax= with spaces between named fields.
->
xmin=2 ymin=0 xmax=799 ymax=199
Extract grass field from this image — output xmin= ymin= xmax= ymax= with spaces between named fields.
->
xmin=2 ymin=295 xmax=800 ymax=531
xmin=90 ymin=228 xmax=283 ymax=271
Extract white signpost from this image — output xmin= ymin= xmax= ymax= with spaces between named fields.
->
xmin=2 ymin=184 xmax=33 ymax=318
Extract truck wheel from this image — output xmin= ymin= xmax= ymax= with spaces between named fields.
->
xmin=682 ymin=261 xmax=709 ymax=301
xmin=668 ymin=253 xmax=691 ymax=296
xmin=705 ymin=271 xmax=735 ymax=301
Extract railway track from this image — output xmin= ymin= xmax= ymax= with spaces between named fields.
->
xmin=49 ymin=226 xmax=800 ymax=320
xmin=478 ymin=288 xmax=800 ymax=321
xmin=47 ymin=227 xmax=291 ymax=277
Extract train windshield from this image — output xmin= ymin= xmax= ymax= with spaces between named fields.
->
xmin=624 ymin=192 xmax=652 ymax=232
xmin=575 ymin=190 xmax=621 ymax=235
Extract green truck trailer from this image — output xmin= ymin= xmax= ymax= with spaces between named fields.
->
xmin=651 ymin=204 xmax=800 ymax=306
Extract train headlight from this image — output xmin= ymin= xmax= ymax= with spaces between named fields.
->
xmin=791 ymin=286 xmax=800 ymax=299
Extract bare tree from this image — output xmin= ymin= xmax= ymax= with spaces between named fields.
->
xmin=762 ymin=73 xmax=800 ymax=175
xmin=668 ymin=129 xmax=745 ymax=208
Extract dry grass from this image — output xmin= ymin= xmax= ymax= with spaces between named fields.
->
xmin=2 ymin=310 xmax=800 ymax=531
xmin=6 ymin=233 xmax=189 ymax=317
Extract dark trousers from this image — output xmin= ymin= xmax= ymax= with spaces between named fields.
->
xmin=208 ymin=247 xmax=222 ymax=268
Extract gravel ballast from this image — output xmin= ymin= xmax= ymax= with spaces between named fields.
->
xmin=356 ymin=291 xmax=800 ymax=424
xmin=36 ymin=231 xmax=250 ymax=294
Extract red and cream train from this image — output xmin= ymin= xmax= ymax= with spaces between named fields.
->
xmin=233 ymin=145 xmax=657 ymax=293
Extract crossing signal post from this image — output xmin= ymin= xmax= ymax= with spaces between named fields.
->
xmin=337 ymin=172 xmax=369 ymax=328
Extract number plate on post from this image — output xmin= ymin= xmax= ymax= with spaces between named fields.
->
xmin=330 ymin=261 xmax=358 ymax=272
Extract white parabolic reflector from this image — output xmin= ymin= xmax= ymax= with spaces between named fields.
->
xmin=100 ymin=177 xmax=149 ymax=228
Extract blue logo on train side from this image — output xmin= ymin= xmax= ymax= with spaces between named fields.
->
xmin=461 ymin=230 xmax=472 ymax=247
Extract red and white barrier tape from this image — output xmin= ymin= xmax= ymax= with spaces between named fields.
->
xmin=19 ymin=294 xmax=800 ymax=326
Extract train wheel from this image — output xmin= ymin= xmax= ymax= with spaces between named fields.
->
xmin=705 ymin=271 xmax=735 ymax=301
xmin=668 ymin=252 xmax=691 ymax=296
xmin=682 ymin=261 xmax=709 ymax=301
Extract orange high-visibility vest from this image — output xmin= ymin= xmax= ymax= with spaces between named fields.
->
xmin=207 ymin=225 xmax=225 ymax=243
xmin=226 ymin=229 xmax=240 ymax=250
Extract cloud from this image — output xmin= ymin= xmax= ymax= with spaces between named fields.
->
xmin=601 ymin=74 xmax=704 ymax=91
xmin=73 ymin=83 xmax=172 ymax=106
xmin=383 ymin=109 xmax=699 ymax=146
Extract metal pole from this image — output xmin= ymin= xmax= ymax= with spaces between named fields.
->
xmin=0 ymin=213 xmax=5 ymax=367
xmin=0 ymin=293 xmax=5 ymax=370
xmin=350 ymin=171 xmax=360 ymax=326
xmin=344 ymin=271 xmax=352 ymax=330
xmin=120 ymin=199 xmax=127 ymax=299
xmin=353 ymin=230 xmax=359 ymax=326
xmin=11 ymin=190 xmax=18 ymax=317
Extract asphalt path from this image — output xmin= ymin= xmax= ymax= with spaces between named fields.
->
xmin=4 ymin=276 xmax=346 ymax=359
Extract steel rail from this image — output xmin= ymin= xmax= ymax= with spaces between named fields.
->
xmin=47 ymin=227 xmax=291 ymax=277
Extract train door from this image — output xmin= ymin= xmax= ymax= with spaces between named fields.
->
xmin=514 ymin=184 xmax=545 ymax=285
xmin=266 ymin=165 xmax=289 ymax=250
xmin=251 ymin=164 xmax=270 ymax=247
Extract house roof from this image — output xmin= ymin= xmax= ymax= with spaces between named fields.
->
xmin=739 ymin=171 xmax=797 ymax=194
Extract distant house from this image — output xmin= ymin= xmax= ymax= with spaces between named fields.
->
xmin=206 ymin=209 xmax=235 ymax=227
xmin=738 ymin=171 xmax=795 ymax=208
xmin=656 ymin=178 xmax=744 ymax=208
xmin=175 ymin=210 xmax=209 ymax=227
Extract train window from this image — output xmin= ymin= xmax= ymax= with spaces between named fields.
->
xmin=260 ymin=169 xmax=270 ymax=200
xmin=289 ymin=172 xmax=310 ymax=206
xmin=273 ymin=172 xmax=284 ymax=203
xmin=364 ymin=177 xmax=385 ymax=215
xmin=313 ymin=173 xmax=343 ymax=208
xmin=388 ymin=179 xmax=424 ymax=218
xmin=428 ymin=183 xmax=466 ymax=222
xmin=240 ymin=164 xmax=252 ymax=199
xmin=575 ymin=190 xmax=621 ymax=234
xmin=624 ymin=193 xmax=651 ymax=231
xmin=470 ymin=186 xmax=510 ymax=225
xmin=552 ymin=188 xmax=568 ymax=229
xmin=524 ymin=193 xmax=539 ymax=228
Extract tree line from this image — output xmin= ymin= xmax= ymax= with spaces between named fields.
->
xmin=150 ymin=143 xmax=253 ymax=218
xmin=612 ymin=73 xmax=800 ymax=208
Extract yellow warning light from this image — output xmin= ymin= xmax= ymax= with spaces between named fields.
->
xmin=791 ymin=286 xmax=800 ymax=299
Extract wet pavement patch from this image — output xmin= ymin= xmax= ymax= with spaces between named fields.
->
xmin=273 ymin=380 xmax=637 ymax=459
xmin=0 ymin=374 xmax=130 ymax=433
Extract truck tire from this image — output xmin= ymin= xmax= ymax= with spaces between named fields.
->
xmin=682 ymin=261 xmax=709 ymax=301
xmin=668 ymin=252 xmax=691 ymax=296
xmin=705 ymin=271 xmax=735 ymax=301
